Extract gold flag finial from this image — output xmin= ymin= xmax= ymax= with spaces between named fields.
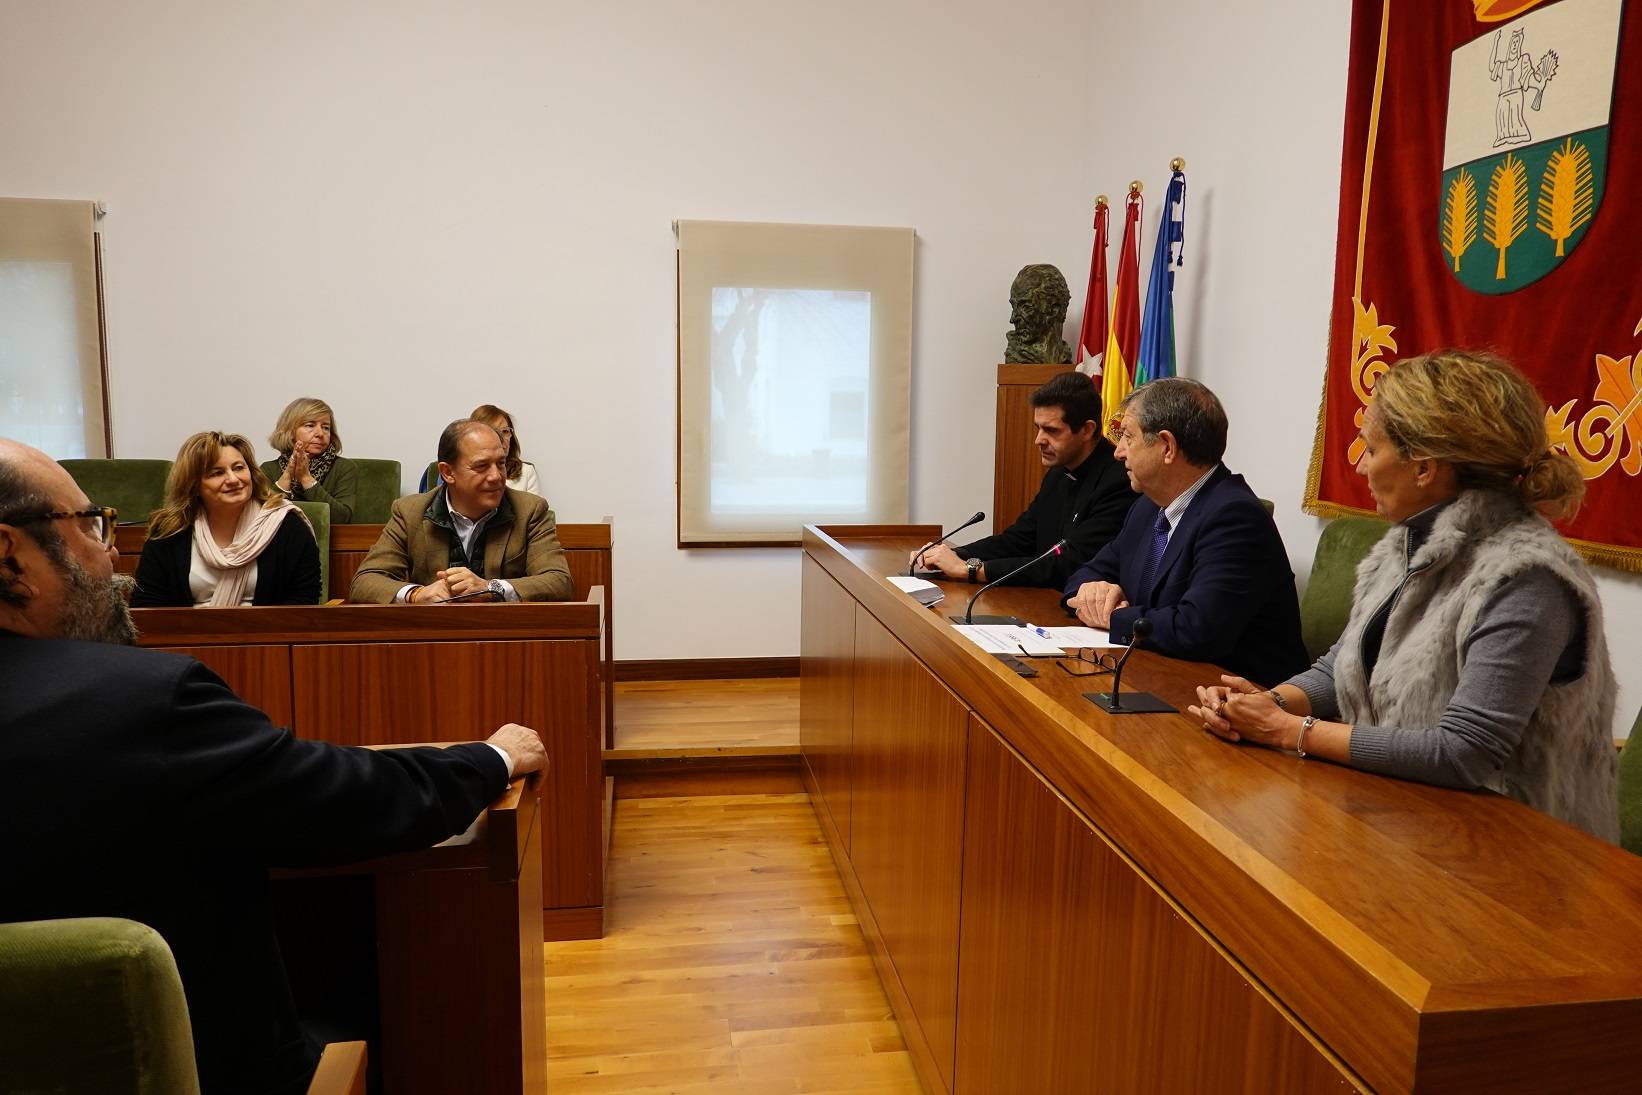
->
xmin=1095 ymin=194 xmax=1108 ymax=209
xmin=1129 ymin=180 xmax=1143 ymax=196
xmin=1170 ymin=157 xmax=1186 ymax=173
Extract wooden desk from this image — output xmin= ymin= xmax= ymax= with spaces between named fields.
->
xmin=802 ymin=525 xmax=1642 ymax=1094
xmin=115 ymin=518 xmax=618 ymax=748
xmin=132 ymin=603 xmax=606 ymax=940
xmin=275 ymin=775 xmax=545 ymax=1095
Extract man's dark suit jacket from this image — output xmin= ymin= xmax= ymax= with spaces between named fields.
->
xmin=955 ymin=440 xmax=1138 ymax=589
xmin=1061 ymin=464 xmax=1309 ymax=686
xmin=130 ymin=509 xmax=322 ymax=607
xmin=0 ymin=632 xmax=509 ymax=1095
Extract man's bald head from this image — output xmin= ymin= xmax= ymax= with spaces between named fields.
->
xmin=0 ymin=438 xmax=135 ymax=643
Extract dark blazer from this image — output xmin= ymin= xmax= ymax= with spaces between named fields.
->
xmin=956 ymin=440 xmax=1138 ymax=588
xmin=0 ymin=632 xmax=508 ymax=1095
xmin=131 ymin=508 xmax=322 ymax=607
xmin=1061 ymin=464 xmax=1309 ymax=685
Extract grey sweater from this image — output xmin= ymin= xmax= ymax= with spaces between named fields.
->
xmin=1288 ymin=565 xmax=1584 ymax=788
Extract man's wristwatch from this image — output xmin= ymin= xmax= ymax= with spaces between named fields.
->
xmin=966 ymin=558 xmax=981 ymax=584
xmin=486 ymin=578 xmax=507 ymax=601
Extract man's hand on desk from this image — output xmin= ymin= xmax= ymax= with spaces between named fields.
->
xmin=486 ymin=723 xmax=547 ymax=777
xmin=408 ymin=578 xmax=453 ymax=604
xmin=1068 ymin=580 xmax=1128 ymax=628
xmin=908 ymin=542 xmax=970 ymax=581
xmin=439 ymin=567 xmax=494 ymax=600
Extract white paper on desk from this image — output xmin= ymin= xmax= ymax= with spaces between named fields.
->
xmin=952 ymin=625 xmax=1064 ymax=656
xmin=886 ymin=576 xmax=939 ymax=593
xmin=1021 ymin=624 xmax=1120 ymax=649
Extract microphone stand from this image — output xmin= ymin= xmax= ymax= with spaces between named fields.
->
xmin=911 ymin=511 xmax=986 ymax=576
xmin=1085 ymin=618 xmax=1176 ymax=713
xmin=952 ymin=538 xmax=1068 ymax=625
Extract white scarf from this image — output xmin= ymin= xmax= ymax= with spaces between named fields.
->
xmin=192 ymin=500 xmax=302 ymax=607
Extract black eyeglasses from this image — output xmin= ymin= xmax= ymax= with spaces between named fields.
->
xmin=9 ymin=507 xmax=119 ymax=547
xmin=1057 ymin=647 xmax=1120 ymax=677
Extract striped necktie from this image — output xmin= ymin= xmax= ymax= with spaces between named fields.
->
xmin=1138 ymin=510 xmax=1170 ymax=600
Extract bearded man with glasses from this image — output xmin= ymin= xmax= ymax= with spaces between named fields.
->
xmin=0 ymin=437 xmax=549 ymax=1094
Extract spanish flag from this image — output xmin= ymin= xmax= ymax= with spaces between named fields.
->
xmin=1074 ymin=198 xmax=1109 ymax=377
xmin=1100 ymin=190 xmax=1143 ymax=431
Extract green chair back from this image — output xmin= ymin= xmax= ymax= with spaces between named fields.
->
xmin=347 ymin=458 xmax=402 ymax=524
xmin=293 ymin=499 xmax=331 ymax=602
xmin=1257 ymin=497 xmax=1275 ymax=516
xmin=0 ymin=917 xmax=202 ymax=1095
xmin=1299 ymin=515 xmax=1391 ymax=660
xmin=421 ymin=460 xmax=440 ymax=493
xmin=60 ymin=459 xmax=172 ymax=526
xmin=1618 ymin=707 xmax=1642 ymax=855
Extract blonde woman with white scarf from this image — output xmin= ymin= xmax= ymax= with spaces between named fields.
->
xmin=132 ymin=432 xmax=321 ymax=607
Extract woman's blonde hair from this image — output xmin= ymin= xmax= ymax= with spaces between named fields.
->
xmin=1371 ymin=349 xmax=1585 ymax=519
xmin=470 ymin=403 xmax=523 ymax=481
xmin=268 ymin=397 xmax=342 ymax=457
xmin=149 ymin=432 xmax=280 ymax=539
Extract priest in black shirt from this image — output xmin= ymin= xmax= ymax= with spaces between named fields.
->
xmin=911 ymin=371 xmax=1138 ymax=589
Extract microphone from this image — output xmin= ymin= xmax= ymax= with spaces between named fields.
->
xmin=1086 ymin=617 xmax=1177 ymax=714
xmin=911 ymin=510 xmax=986 ymax=576
xmin=952 ymin=538 xmax=1068 ymax=625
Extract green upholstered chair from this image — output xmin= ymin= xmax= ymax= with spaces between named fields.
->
xmin=293 ymin=499 xmax=331 ymax=602
xmin=0 ymin=917 xmax=202 ymax=1095
xmin=0 ymin=917 xmax=368 ymax=1095
xmin=1299 ymin=514 xmax=1391 ymax=661
xmin=1257 ymin=497 xmax=1275 ymax=516
xmin=1618 ymin=707 xmax=1642 ymax=855
xmin=60 ymin=459 xmax=172 ymax=526
xmin=346 ymin=459 xmax=401 ymax=524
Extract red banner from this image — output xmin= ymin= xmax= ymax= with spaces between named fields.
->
xmin=1308 ymin=0 xmax=1642 ymax=571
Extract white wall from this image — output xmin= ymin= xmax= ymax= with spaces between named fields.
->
xmin=2 ymin=0 xmax=1636 ymax=733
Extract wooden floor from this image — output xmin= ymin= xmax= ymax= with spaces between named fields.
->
xmin=543 ymin=792 xmax=922 ymax=1094
xmin=613 ymin=679 xmax=799 ymax=751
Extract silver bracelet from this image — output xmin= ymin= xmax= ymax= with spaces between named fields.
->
xmin=1296 ymin=715 xmax=1317 ymax=758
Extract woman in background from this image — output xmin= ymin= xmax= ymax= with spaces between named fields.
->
xmin=262 ymin=397 xmax=360 ymax=522
xmin=470 ymin=404 xmax=543 ymax=496
xmin=1190 ymin=350 xmax=1617 ymax=840
xmin=133 ymin=431 xmax=320 ymax=607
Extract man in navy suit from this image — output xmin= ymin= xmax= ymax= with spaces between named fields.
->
xmin=1061 ymin=379 xmax=1308 ymax=686
xmin=0 ymin=438 xmax=547 ymax=1095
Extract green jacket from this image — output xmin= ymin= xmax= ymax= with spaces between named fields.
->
xmin=260 ymin=454 xmax=360 ymax=524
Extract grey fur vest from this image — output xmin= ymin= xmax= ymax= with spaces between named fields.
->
xmin=1334 ymin=489 xmax=1617 ymax=841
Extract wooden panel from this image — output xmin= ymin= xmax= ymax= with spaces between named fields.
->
xmin=993 ymin=364 xmax=1065 ymax=533
xmin=154 ymin=643 xmax=294 ymax=727
xmin=290 ymin=638 xmax=603 ymax=913
xmin=957 ymin=719 xmax=1357 ymax=1093
xmin=848 ymin=608 xmax=967 ymax=1095
xmin=131 ymin=602 xmax=599 ymax=644
xmin=614 ymin=656 xmax=798 ymax=681
xmin=799 ymin=554 xmax=857 ymax=852
xmin=375 ymin=794 xmax=546 ymax=1095
xmin=802 ymin=527 xmax=1642 ymax=1094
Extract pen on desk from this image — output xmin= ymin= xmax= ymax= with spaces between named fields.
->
xmin=1026 ymin=624 xmax=1052 ymax=638
xmin=1017 ymin=642 xmax=1031 ymax=656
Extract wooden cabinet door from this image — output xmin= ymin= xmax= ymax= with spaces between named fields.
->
xmin=799 ymin=554 xmax=858 ymax=850
xmin=956 ymin=720 xmax=1359 ymax=1094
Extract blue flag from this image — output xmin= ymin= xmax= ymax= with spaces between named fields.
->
xmin=1135 ymin=170 xmax=1186 ymax=384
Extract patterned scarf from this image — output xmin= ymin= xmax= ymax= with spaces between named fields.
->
xmin=278 ymin=444 xmax=339 ymax=484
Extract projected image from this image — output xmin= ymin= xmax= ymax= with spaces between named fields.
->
xmin=0 ymin=261 xmax=90 ymax=458
xmin=708 ymin=287 xmax=871 ymax=516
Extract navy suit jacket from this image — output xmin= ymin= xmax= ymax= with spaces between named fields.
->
xmin=1061 ymin=464 xmax=1309 ymax=686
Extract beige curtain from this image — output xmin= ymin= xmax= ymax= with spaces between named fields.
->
xmin=677 ymin=220 xmax=914 ymax=545
xmin=0 ymin=198 xmax=107 ymax=457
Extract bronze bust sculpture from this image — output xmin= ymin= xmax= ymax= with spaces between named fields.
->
xmin=1004 ymin=264 xmax=1073 ymax=364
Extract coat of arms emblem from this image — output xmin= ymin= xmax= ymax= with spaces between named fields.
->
xmin=1438 ymin=0 xmax=1624 ymax=293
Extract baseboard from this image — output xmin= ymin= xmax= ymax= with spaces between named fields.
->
xmin=614 ymin=657 xmax=799 ymax=681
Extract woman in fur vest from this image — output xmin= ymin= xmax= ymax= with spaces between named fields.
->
xmin=1189 ymin=350 xmax=1617 ymax=840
